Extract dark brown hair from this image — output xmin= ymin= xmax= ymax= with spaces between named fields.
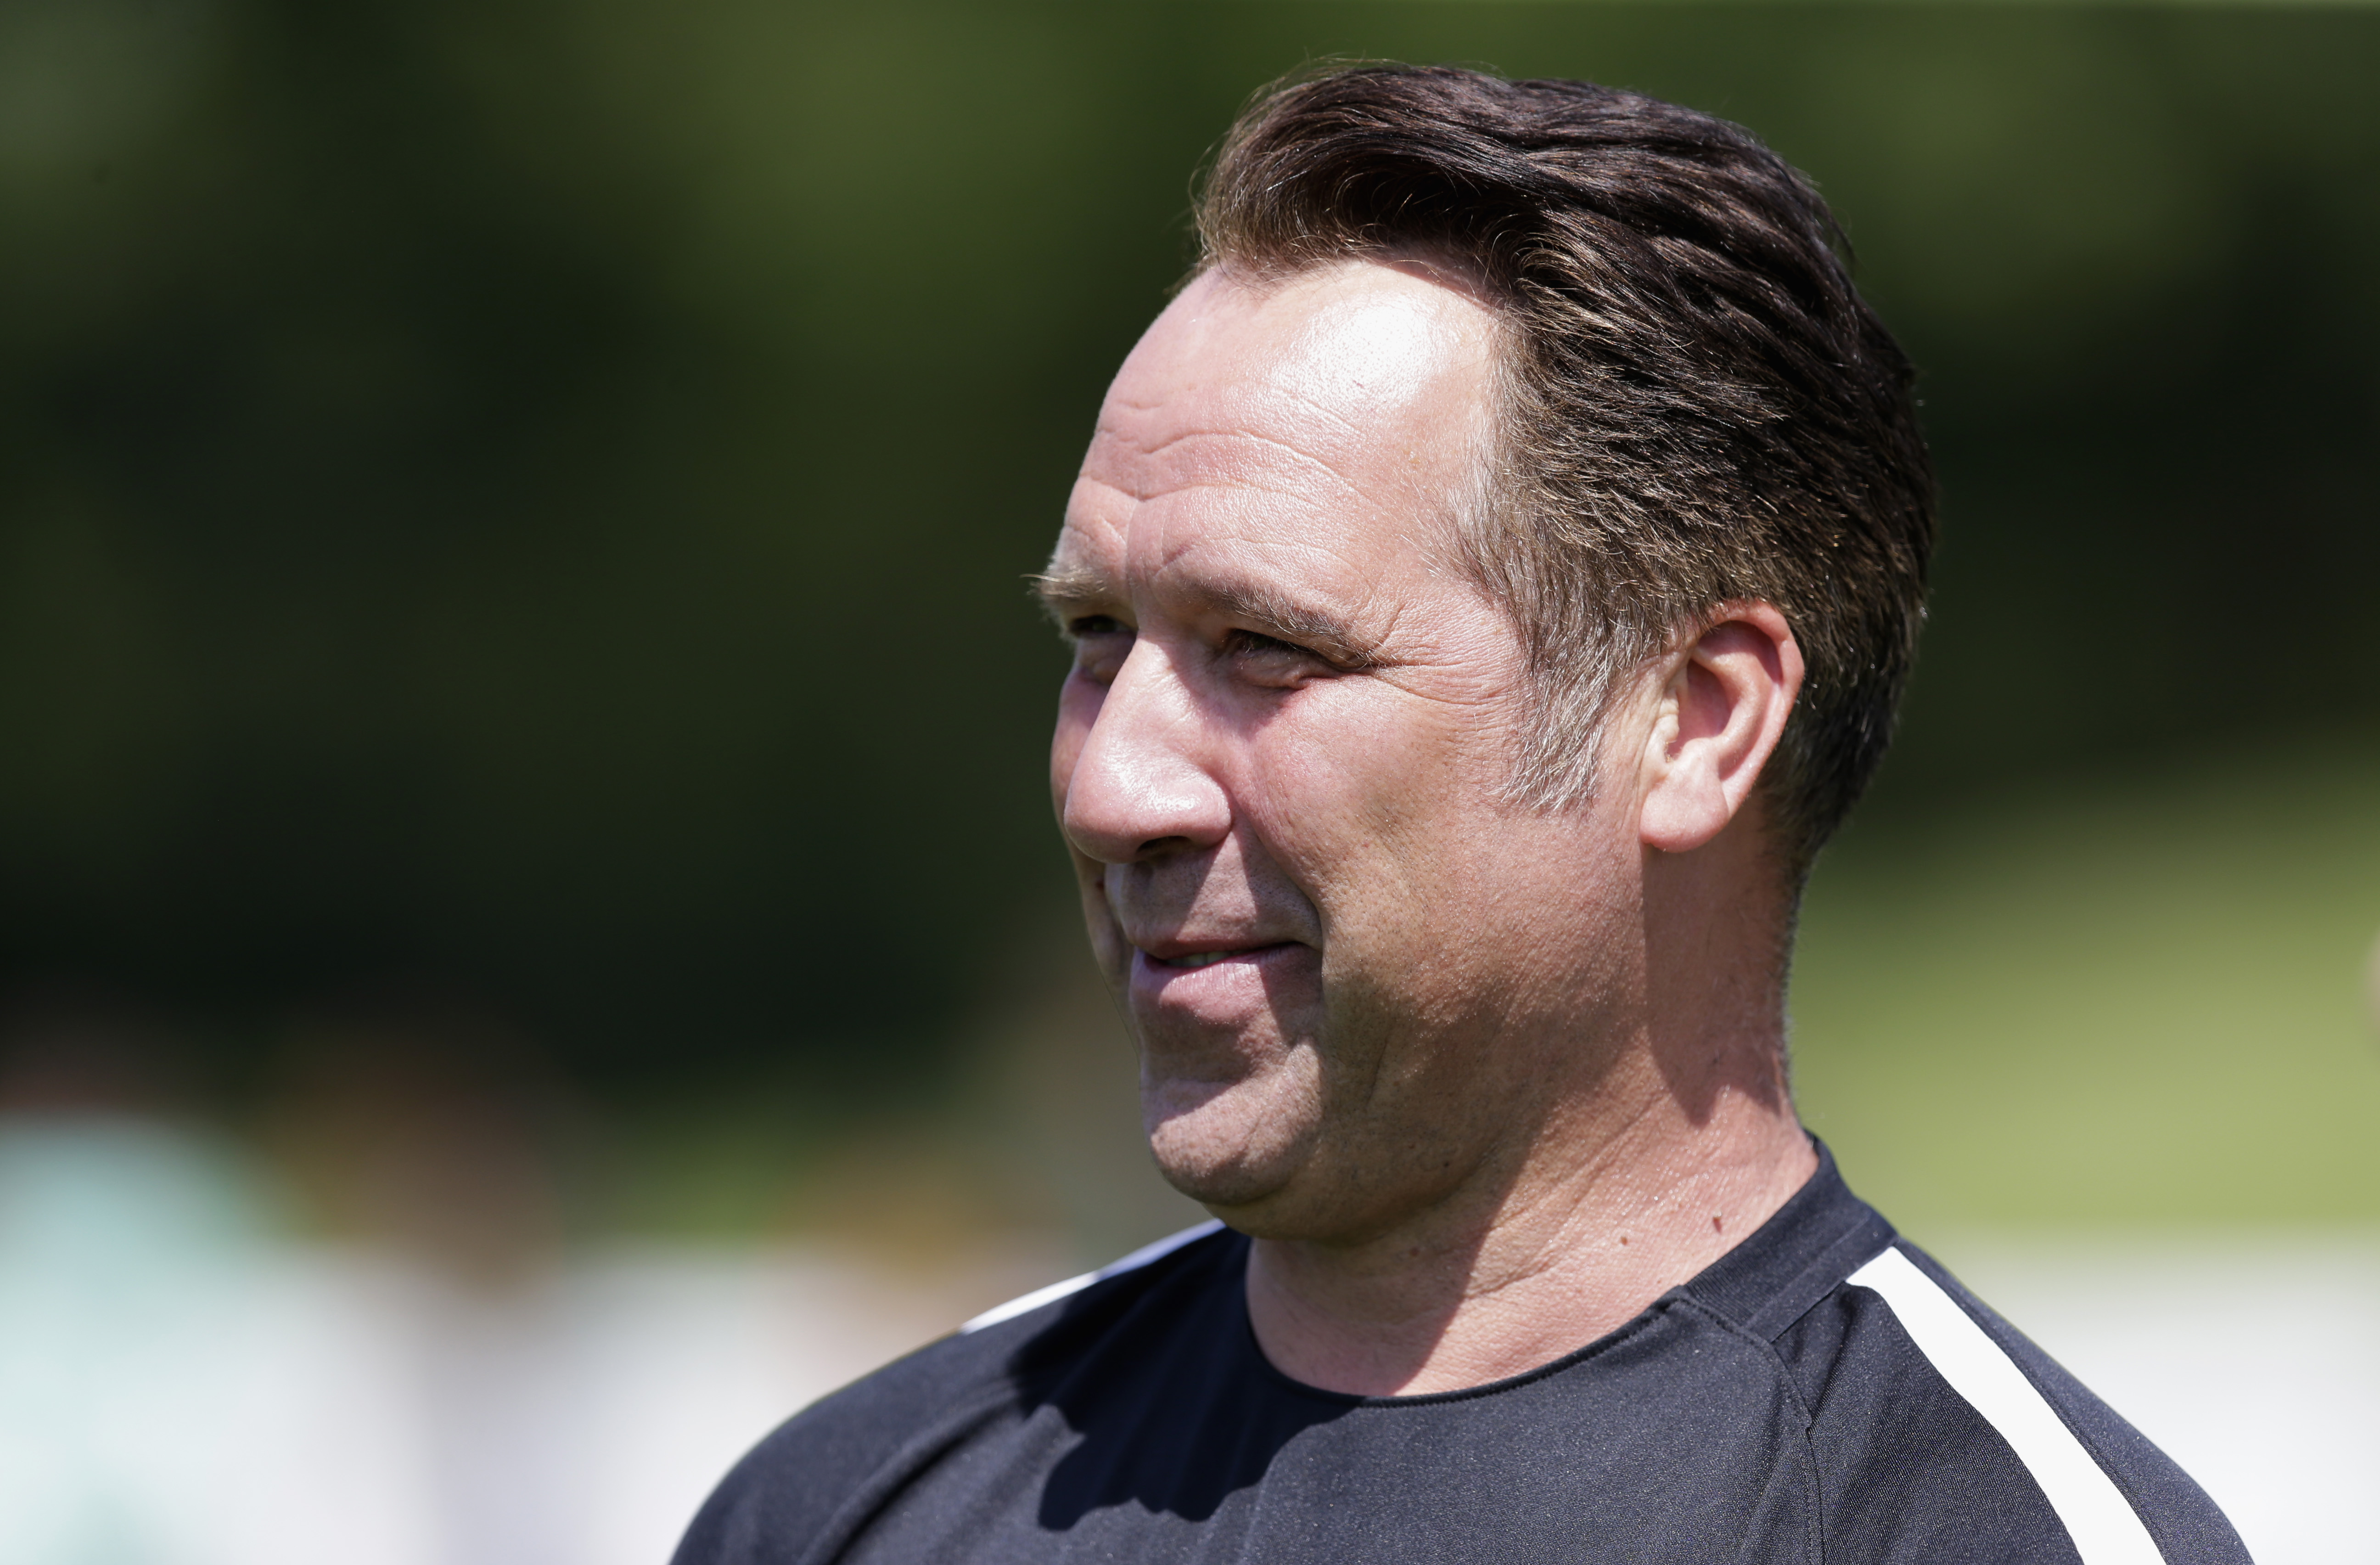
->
xmin=1196 ymin=65 xmax=1935 ymax=879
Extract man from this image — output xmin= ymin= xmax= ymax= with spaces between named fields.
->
xmin=676 ymin=66 xmax=2247 ymax=1564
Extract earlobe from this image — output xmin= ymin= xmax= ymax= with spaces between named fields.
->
xmin=1636 ymin=606 xmax=1801 ymax=855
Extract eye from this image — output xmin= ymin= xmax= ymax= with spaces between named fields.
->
xmin=1222 ymin=627 xmax=1326 ymax=686
xmin=1064 ymin=614 xmax=1134 ymax=684
xmin=1224 ymin=628 xmax=1300 ymax=656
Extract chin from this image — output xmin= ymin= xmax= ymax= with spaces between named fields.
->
xmin=1143 ymin=1070 xmax=1317 ymax=1213
xmin=1152 ymin=1155 xmax=1282 ymax=1213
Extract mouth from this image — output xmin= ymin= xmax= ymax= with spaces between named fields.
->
xmin=1124 ymin=940 xmax=1310 ymax=1022
xmin=1139 ymin=942 xmax=1293 ymax=970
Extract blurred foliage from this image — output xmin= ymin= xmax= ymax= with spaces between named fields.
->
xmin=1795 ymin=742 xmax=2380 ymax=1227
xmin=1 ymin=0 xmax=2375 ymax=1098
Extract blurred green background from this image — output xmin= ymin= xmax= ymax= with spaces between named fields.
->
xmin=2 ymin=0 xmax=2375 ymax=1249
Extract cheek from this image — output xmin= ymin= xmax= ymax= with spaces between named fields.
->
xmin=1239 ymin=697 xmax=1576 ymax=1012
xmin=1218 ymin=726 xmax=1452 ymax=961
xmin=1245 ymin=698 xmax=1479 ymax=859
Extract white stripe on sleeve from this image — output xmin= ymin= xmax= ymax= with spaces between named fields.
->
xmin=960 ymin=1219 xmax=1226 ymax=1334
xmin=1847 ymin=1246 xmax=2165 ymax=1565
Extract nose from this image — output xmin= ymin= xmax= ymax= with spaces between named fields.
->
xmin=1059 ymin=640 xmax=1231 ymax=866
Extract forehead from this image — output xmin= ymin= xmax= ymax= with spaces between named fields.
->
xmin=1055 ymin=262 xmax=1499 ymax=599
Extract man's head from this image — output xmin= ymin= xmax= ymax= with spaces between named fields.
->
xmin=1040 ymin=67 xmax=1931 ymax=1238
xmin=1200 ymin=65 xmax=1933 ymax=877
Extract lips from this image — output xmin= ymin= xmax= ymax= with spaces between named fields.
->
xmin=1124 ymin=940 xmax=1312 ymax=1028
xmin=1139 ymin=942 xmax=1291 ymax=969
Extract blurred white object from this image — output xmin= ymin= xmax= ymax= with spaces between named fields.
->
xmin=0 ymin=1116 xmax=1062 ymax=1565
xmin=1942 ymin=1231 xmax=2380 ymax=1565
xmin=523 ymin=1250 xmax=1063 ymax=1565
xmin=2 ymin=1117 xmax=2371 ymax=1565
xmin=0 ymin=1117 xmax=440 ymax=1565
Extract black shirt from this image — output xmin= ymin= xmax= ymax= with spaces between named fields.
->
xmin=673 ymin=1147 xmax=2248 ymax=1564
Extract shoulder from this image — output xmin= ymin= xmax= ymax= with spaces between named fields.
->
xmin=1679 ymin=1149 xmax=2247 ymax=1564
xmin=1772 ymin=1238 xmax=2249 ymax=1565
xmin=668 ymin=1221 xmax=1236 ymax=1565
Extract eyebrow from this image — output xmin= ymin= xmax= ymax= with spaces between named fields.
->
xmin=1028 ymin=565 xmax=1386 ymax=671
xmin=1027 ymin=563 xmax=1113 ymax=625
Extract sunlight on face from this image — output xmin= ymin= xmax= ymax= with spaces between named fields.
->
xmin=1274 ymin=282 xmax=1480 ymax=423
xmin=1046 ymin=262 xmax=1643 ymax=1239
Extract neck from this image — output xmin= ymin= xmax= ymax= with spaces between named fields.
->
xmin=1242 ymin=1075 xmax=1814 ymax=1396
xmin=1242 ymin=832 xmax=1814 ymax=1397
xmin=1237 ymin=810 xmax=1808 ymax=1401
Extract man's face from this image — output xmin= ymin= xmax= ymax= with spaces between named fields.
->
xmin=1046 ymin=262 xmax=1646 ymax=1241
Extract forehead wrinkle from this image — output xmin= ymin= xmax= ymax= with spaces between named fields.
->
xmin=1065 ymin=470 xmax=1357 ymax=566
xmin=1066 ymin=428 xmax=1465 ymax=614
xmin=1118 ymin=422 xmax=1366 ymax=510
xmin=1274 ymin=385 xmax=1369 ymax=444
xmin=1038 ymin=505 xmax=1131 ymax=602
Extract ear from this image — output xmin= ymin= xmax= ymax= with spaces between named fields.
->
xmin=1637 ymin=604 xmax=1803 ymax=854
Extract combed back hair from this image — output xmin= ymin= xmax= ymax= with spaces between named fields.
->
xmin=1196 ymin=64 xmax=1935 ymax=882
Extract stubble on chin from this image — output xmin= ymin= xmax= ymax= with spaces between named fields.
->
xmin=1139 ymin=1043 xmax=1325 ymax=1212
